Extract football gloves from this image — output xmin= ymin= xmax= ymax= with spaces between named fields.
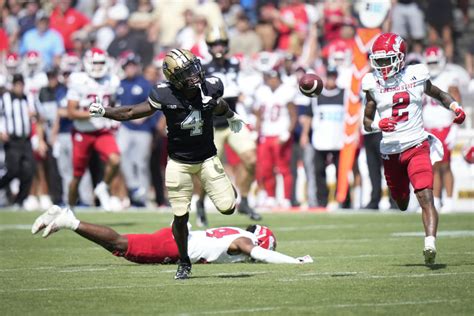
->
xmin=453 ymin=107 xmax=466 ymax=124
xmin=378 ymin=118 xmax=397 ymax=132
xmin=227 ymin=113 xmax=245 ymax=133
xmin=89 ymin=96 xmax=105 ymax=117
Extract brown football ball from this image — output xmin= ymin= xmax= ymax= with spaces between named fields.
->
xmin=298 ymin=73 xmax=324 ymax=97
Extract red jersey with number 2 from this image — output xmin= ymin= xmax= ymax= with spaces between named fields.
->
xmin=362 ymin=64 xmax=430 ymax=155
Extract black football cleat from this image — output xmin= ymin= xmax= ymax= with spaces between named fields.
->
xmin=175 ymin=261 xmax=192 ymax=280
xmin=238 ymin=200 xmax=262 ymax=221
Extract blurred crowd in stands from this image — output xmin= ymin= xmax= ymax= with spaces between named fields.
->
xmin=0 ymin=0 xmax=473 ymax=213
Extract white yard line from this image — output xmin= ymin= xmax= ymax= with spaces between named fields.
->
xmin=324 ymin=298 xmax=462 ymax=309
xmin=277 ymin=224 xmax=357 ymax=231
xmin=59 ymin=268 xmax=109 ymax=273
xmin=178 ymin=307 xmax=279 ymax=315
xmin=0 ymin=224 xmax=31 ymax=231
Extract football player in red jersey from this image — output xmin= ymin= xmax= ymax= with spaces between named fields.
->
xmin=32 ymin=206 xmax=313 ymax=265
xmin=362 ymin=33 xmax=466 ymax=265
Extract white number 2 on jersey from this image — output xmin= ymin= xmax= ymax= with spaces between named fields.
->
xmin=181 ymin=110 xmax=203 ymax=136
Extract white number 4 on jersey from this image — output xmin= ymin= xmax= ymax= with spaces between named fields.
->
xmin=181 ymin=110 xmax=204 ymax=136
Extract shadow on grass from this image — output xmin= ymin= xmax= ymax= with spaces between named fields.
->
xmin=190 ymin=273 xmax=256 ymax=279
xmin=398 ymin=263 xmax=447 ymax=270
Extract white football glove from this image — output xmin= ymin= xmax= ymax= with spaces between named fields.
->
xmin=227 ymin=113 xmax=246 ymax=133
xmin=89 ymin=96 xmax=105 ymax=117
xmin=296 ymin=255 xmax=314 ymax=264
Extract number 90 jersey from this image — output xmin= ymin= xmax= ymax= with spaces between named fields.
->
xmin=148 ymin=77 xmax=224 ymax=163
xmin=362 ymin=64 xmax=430 ymax=155
xmin=188 ymin=227 xmax=258 ymax=263
xmin=67 ymin=72 xmax=120 ymax=132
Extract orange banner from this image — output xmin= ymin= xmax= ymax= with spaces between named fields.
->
xmin=336 ymin=28 xmax=381 ymax=203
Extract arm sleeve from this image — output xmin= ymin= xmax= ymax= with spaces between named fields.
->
xmin=250 ymin=246 xmax=300 ymax=264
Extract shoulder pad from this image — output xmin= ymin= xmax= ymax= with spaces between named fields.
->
xmin=407 ymin=64 xmax=430 ymax=81
xmin=148 ymin=82 xmax=172 ymax=109
xmin=68 ymin=72 xmax=89 ymax=84
xmin=361 ymin=72 xmax=376 ymax=92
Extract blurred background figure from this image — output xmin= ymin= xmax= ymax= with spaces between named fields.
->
xmin=0 ymin=74 xmax=42 ymax=209
xmin=301 ymin=67 xmax=346 ymax=208
xmin=422 ymin=46 xmax=470 ymax=213
xmin=255 ymin=66 xmax=297 ymax=209
xmin=116 ymin=51 xmax=157 ymax=207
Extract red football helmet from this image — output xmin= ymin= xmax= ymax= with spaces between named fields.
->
xmin=423 ymin=46 xmax=446 ymax=77
xmin=463 ymin=141 xmax=474 ymax=164
xmin=325 ymin=40 xmax=352 ymax=69
xmin=5 ymin=52 xmax=21 ymax=73
xmin=84 ymin=48 xmax=109 ymax=78
xmin=252 ymin=225 xmax=277 ymax=250
xmin=369 ymin=33 xmax=407 ymax=80
xmin=24 ymin=50 xmax=42 ymax=73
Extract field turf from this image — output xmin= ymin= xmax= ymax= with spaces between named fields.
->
xmin=1 ymin=210 xmax=473 ymax=315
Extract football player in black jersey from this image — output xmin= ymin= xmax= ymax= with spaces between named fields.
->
xmin=89 ymin=49 xmax=246 ymax=280
xmin=195 ymin=26 xmax=260 ymax=226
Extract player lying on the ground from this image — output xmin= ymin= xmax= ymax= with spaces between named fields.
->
xmin=31 ymin=206 xmax=313 ymax=264
xmin=362 ymin=33 xmax=466 ymax=265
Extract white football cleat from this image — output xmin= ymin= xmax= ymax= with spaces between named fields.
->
xmin=31 ymin=205 xmax=62 ymax=234
xmin=94 ymin=182 xmax=111 ymax=211
xmin=423 ymin=247 xmax=437 ymax=265
xmin=296 ymin=255 xmax=314 ymax=264
xmin=42 ymin=208 xmax=78 ymax=238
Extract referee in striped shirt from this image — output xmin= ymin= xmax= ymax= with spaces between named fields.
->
xmin=0 ymin=74 xmax=44 ymax=207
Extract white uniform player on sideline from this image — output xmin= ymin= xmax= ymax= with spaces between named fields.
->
xmin=422 ymin=46 xmax=470 ymax=212
xmin=66 ymin=48 xmax=121 ymax=211
xmin=254 ymin=68 xmax=297 ymax=209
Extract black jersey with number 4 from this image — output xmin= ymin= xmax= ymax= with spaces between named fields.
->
xmin=148 ymin=77 xmax=224 ymax=163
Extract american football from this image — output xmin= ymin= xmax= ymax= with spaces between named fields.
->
xmin=299 ymin=73 xmax=324 ymax=97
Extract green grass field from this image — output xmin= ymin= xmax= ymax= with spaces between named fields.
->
xmin=1 ymin=210 xmax=473 ymax=315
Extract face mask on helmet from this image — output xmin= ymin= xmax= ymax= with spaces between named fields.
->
xmin=164 ymin=50 xmax=204 ymax=90
xmin=84 ymin=49 xmax=109 ymax=79
xmin=369 ymin=33 xmax=406 ymax=80
xmin=24 ymin=51 xmax=41 ymax=74
xmin=423 ymin=47 xmax=446 ymax=77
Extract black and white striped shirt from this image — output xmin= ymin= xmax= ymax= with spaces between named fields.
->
xmin=0 ymin=92 xmax=36 ymax=139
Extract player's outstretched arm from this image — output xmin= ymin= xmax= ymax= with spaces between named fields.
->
xmin=425 ymin=80 xmax=466 ymax=124
xmin=233 ymin=237 xmax=313 ymax=264
xmin=213 ymin=98 xmax=246 ymax=133
xmin=90 ymin=100 xmax=157 ymax=121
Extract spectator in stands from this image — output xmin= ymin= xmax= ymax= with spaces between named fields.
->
xmin=49 ymin=0 xmax=90 ymax=52
xmin=116 ymin=52 xmax=157 ymax=206
xmin=218 ymin=0 xmax=243 ymax=31
xmin=2 ymin=0 xmax=21 ymax=50
xmin=91 ymin=0 xmax=130 ymax=51
xmin=255 ymin=4 xmax=278 ymax=52
xmin=390 ymin=0 xmax=425 ymax=54
xmin=107 ymin=20 xmax=153 ymax=65
xmin=20 ymin=15 xmax=64 ymax=69
xmin=274 ymin=0 xmax=309 ymax=55
xmin=321 ymin=0 xmax=352 ymax=45
xmin=18 ymin=0 xmax=42 ymax=38
xmin=425 ymin=0 xmax=454 ymax=61
xmin=229 ymin=14 xmax=262 ymax=57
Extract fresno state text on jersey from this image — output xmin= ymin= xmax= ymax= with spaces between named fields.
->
xmin=362 ymin=64 xmax=430 ymax=155
xmin=67 ymin=72 xmax=120 ymax=132
xmin=148 ymin=77 xmax=224 ymax=163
